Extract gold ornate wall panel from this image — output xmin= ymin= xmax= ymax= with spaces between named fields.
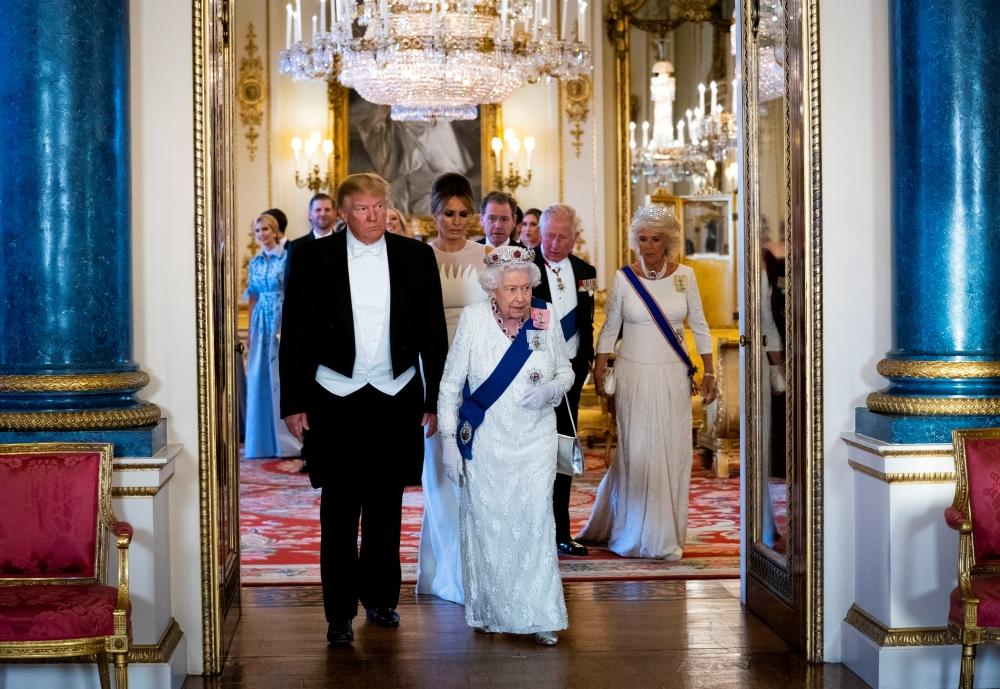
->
xmin=237 ymin=23 xmax=266 ymax=160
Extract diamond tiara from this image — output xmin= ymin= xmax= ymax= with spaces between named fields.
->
xmin=484 ymin=245 xmax=536 ymax=267
xmin=632 ymin=204 xmax=677 ymax=225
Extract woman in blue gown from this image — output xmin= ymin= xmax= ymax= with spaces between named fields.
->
xmin=244 ymin=212 xmax=302 ymax=459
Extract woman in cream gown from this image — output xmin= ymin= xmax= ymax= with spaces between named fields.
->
xmin=580 ymin=205 xmax=717 ymax=560
xmin=416 ymin=174 xmax=487 ymax=604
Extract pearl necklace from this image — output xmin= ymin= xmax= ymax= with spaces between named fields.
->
xmin=640 ymin=256 xmax=668 ymax=280
xmin=491 ymin=298 xmax=525 ymax=340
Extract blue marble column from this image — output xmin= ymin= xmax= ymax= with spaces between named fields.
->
xmin=856 ymin=0 xmax=1000 ymax=443
xmin=0 ymin=0 xmax=162 ymax=453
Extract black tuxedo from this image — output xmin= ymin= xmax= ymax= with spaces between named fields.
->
xmin=279 ymin=229 xmax=447 ymax=623
xmin=475 ymin=237 xmax=525 ymax=249
xmin=532 ymin=250 xmax=596 ymax=544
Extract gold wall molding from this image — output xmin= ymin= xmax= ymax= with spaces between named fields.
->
xmin=845 ymin=604 xmax=955 ymax=647
xmin=112 ymin=474 xmax=173 ymax=498
xmin=237 ymin=23 xmax=266 ymax=161
xmin=877 ymin=359 xmax=1000 ymax=379
xmin=842 ymin=437 xmax=951 ymax=458
xmin=112 ymin=462 xmax=170 ymax=472
xmin=867 ymin=393 xmax=1000 ymax=416
xmin=847 ymin=459 xmax=954 ymax=484
xmin=0 ymin=371 xmax=150 ymax=393
xmin=128 ymin=618 xmax=183 ymax=663
xmin=0 ymin=403 xmax=161 ymax=431
xmin=565 ymin=75 xmax=591 ymax=159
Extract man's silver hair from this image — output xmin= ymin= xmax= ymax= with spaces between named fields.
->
xmin=539 ymin=203 xmax=581 ymax=236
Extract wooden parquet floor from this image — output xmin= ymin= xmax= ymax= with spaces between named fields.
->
xmin=183 ymin=580 xmax=869 ymax=689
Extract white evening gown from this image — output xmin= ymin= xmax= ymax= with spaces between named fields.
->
xmin=416 ymin=241 xmax=487 ymax=604
xmin=438 ymin=301 xmax=574 ymax=632
xmin=577 ymin=265 xmax=712 ymax=560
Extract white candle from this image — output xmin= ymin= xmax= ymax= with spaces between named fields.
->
xmin=295 ymin=0 xmax=302 ymax=42
xmin=641 ymin=120 xmax=649 ymax=149
xmin=286 ymin=4 xmax=293 ymax=47
xmin=677 ymin=120 xmax=685 ymax=146
xmin=380 ymin=0 xmax=389 ymax=37
xmin=629 ymin=121 xmax=636 ymax=150
xmin=430 ymin=0 xmax=438 ymax=36
xmin=312 ymin=14 xmax=317 ymax=38
xmin=698 ymin=83 xmax=706 ymax=115
xmin=331 ymin=0 xmax=337 ymax=26
xmin=710 ymin=80 xmax=717 ymax=112
xmin=532 ymin=0 xmax=541 ymax=39
xmin=578 ymin=0 xmax=586 ymax=42
xmin=560 ymin=0 xmax=568 ymax=40
xmin=320 ymin=0 xmax=326 ymax=32
xmin=524 ymin=136 xmax=535 ymax=169
xmin=500 ymin=0 xmax=508 ymax=36
xmin=547 ymin=0 xmax=553 ymax=35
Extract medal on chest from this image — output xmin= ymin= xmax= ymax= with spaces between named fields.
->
xmin=673 ymin=273 xmax=688 ymax=292
xmin=529 ymin=330 xmax=547 ymax=351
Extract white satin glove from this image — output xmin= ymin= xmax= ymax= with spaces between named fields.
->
xmin=518 ymin=381 xmax=563 ymax=410
xmin=769 ymin=363 xmax=787 ymax=394
xmin=442 ymin=440 xmax=464 ymax=485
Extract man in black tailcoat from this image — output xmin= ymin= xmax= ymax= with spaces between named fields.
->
xmin=532 ymin=204 xmax=596 ymax=557
xmin=280 ymin=173 xmax=447 ymax=645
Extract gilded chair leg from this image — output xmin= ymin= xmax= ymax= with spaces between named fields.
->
xmin=97 ymin=651 xmax=111 ymax=689
xmin=114 ymin=652 xmax=129 ymax=689
xmin=959 ymin=643 xmax=976 ymax=689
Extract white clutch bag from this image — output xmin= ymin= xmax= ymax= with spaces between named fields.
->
xmin=601 ymin=367 xmax=617 ymax=396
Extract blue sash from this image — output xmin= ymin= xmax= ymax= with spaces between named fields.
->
xmin=559 ymin=307 xmax=577 ymax=342
xmin=620 ymin=266 xmax=697 ymax=379
xmin=456 ymin=297 xmax=547 ymax=460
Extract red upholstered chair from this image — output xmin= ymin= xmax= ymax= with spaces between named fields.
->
xmin=0 ymin=443 xmax=132 ymax=689
xmin=945 ymin=428 xmax=1000 ymax=689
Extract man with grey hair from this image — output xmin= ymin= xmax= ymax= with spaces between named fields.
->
xmin=532 ymin=204 xmax=597 ymax=557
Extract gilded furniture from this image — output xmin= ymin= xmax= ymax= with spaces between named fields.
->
xmin=698 ymin=337 xmax=740 ymax=477
xmin=945 ymin=428 xmax=1000 ymax=689
xmin=0 ymin=442 xmax=132 ymax=688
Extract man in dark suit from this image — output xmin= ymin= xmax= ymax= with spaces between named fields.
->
xmin=284 ymin=192 xmax=340 ymax=474
xmin=475 ymin=190 xmax=524 ymax=249
xmin=279 ymin=173 xmax=448 ymax=645
xmin=532 ymin=204 xmax=596 ymax=557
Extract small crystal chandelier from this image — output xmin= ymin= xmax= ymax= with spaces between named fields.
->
xmin=279 ymin=0 xmax=592 ymax=122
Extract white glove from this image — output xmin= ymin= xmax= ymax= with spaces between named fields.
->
xmin=769 ymin=363 xmax=787 ymax=394
xmin=518 ymin=381 xmax=563 ymax=410
xmin=442 ymin=441 xmax=464 ymax=485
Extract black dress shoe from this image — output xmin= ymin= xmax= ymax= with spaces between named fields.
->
xmin=365 ymin=607 xmax=401 ymax=628
xmin=327 ymin=619 xmax=354 ymax=645
xmin=557 ymin=540 xmax=589 ymax=557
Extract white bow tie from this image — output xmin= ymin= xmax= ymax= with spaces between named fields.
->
xmin=351 ymin=242 xmax=383 ymax=258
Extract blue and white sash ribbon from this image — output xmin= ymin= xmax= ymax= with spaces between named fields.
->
xmin=457 ymin=297 xmax=547 ymax=460
xmin=559 ymin=307 xmax=577 ymax=342
xmin=620 ymin=266 xmax=697 ymax=379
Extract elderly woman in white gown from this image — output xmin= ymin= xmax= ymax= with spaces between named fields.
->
xmin=579 ymin=205 xmax=717 ymax=561
xmin=437 ymin=246 xmax=574 ymax=646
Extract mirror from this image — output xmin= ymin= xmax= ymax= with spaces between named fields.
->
xmin=611 ymin=1 xmax=741 ymax=476
xmin=752 ymin=0 xmax=789 ymax=557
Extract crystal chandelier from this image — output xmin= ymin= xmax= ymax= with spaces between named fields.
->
xmin=279 ymin=0 xmax=592 ymax=122
xmin=630 ymin=69 xmax=738 ymax=188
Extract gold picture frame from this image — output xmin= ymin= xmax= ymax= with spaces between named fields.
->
xmin=327 ymin=80 xmax=501 ymax=235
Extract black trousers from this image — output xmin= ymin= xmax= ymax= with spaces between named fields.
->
xmin=553 ymin=356 xmax=589 ymax=543
xmin=305 ymin=377 xmax=424 ymax=623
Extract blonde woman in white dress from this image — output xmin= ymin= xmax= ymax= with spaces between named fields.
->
xmin=579 ymin=205 xmax=718 ymax=560
xmin=416 ymin=173 xmax=487 ymax=604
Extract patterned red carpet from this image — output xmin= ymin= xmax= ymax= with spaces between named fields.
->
xmin=241 ymin=452 xmax=744 ymax=584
